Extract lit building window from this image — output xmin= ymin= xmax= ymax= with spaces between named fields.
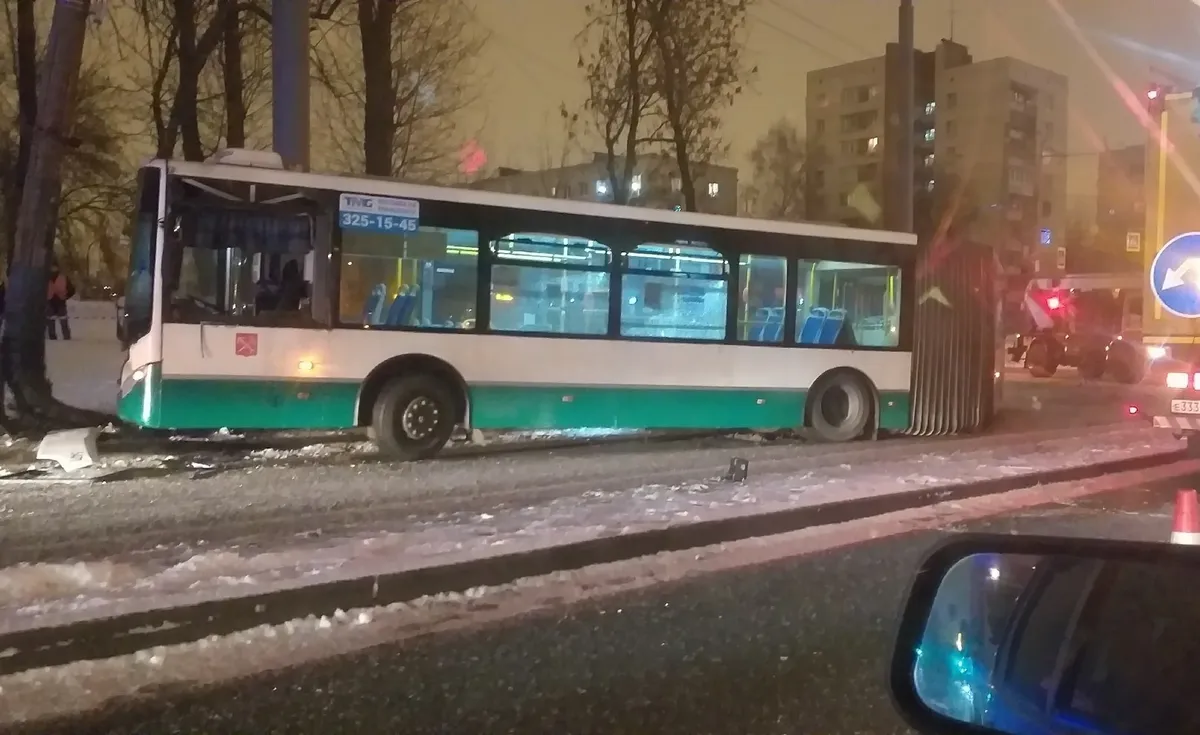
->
xmin=924 ymin=154 xmax=935 ymax=167
xmin=924 ymin=129 xmax=935 ymax=142
xmin=707 ymin=181 xmax=720 ymax=197
xmin=595 ymin=180 xmax=609 ymax=196
xmin=867 ymin=136 xmax=879 ymax=152
xmin=925 ymin=101 xmax=936 ymax=115
xmin=631 ymin=174 xmax=642 ymax=194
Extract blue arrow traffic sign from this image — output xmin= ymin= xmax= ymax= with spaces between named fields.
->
xmin=1151 ymin=231 xmax=1200 ymax=317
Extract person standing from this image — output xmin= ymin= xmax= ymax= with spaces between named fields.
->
xmin=46 ymin=261 xmax=75 ymax=340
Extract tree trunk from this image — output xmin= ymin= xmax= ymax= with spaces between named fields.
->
xmin=649 ymin=2 xmax=697 ymax=212
xmin=358 ymin=0 xmax=397 ymax=177
xmin=222 ymin=4 xmax=247 ymax=148
xmin=5 ymin=0 xmax=39 ymax=264
xmin=4 ymin=0 xmax=98 ymax=426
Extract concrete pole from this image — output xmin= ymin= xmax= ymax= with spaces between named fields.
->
xmin=897 ymin=0 xmax=915 ymax=233
xmin=271 ymin=0 xmax=311 ymax=171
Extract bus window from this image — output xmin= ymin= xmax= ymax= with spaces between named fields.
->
xmin=796 ymin=260 xmax=900 ymax=347
xmin=738 ymin=254 xmax=787 ymax=343
xmin=621 ymin=242 xmax=727 ymax=341
xmin=165 ymin=208 xmax=314 ymax=325
xmin=489 ymin=233 xmax=609 ymax=335
xmin=340 ymin=225 xmax=479 ymax=329
xmin=121 ymin=166 xmax=161 ymax=345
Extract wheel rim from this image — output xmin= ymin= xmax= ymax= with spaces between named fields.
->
xmin=820 ymin=385 xmax=851 ymax=427
xmin=399 ymin=395 xmax=440 ymax=441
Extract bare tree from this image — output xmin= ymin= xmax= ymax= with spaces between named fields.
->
xmin=0 ymin=5 xmax=125 ymax=284
xmin=117 ymin=0 xmax=252 ymax=160
xmin=3 ymin=0 xmax=109 ymax=426
xmin=314 ymin=0 xmax=485 ymax=180
xmin=645 ymin=0 xmax=752 ymax=211
xmin=745 ymin=118 xmax=805 ymax=220
xmin=573 ymin=0 xmax=660 ymax=205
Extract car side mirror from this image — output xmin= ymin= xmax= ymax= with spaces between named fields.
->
xmin=889 ymin=533 xmax=1200 ymax=735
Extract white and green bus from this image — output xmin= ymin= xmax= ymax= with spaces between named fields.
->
xmin=118 ymin=149 xmax=915 ymax=459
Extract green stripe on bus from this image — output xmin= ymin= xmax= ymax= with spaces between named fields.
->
xmin=118 ymin=365 xmax=358 ymax=430
xmin=118 ymin=366 xmax=911 ymax=433
xmin=469 ymin=385 xmax=910 ymax=431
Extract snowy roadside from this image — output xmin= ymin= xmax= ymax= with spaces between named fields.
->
xmin=0 ymin=426 xmax=1180 ymax=636
xmin=0 ymin=458 xmax=1191 ymax=727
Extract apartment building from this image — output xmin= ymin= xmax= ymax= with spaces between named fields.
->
xmin=470 ymin=152 xmax=739 ymax=216
xmin=1093 ymin=144 xmax=1145 ymax=272
xmin=805 ymin=40 xmax=1068 ymax=276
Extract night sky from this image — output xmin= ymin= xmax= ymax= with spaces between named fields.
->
xmin=469 ymin=0 xmax=1200 ymax=208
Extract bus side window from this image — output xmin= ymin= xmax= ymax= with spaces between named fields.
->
xmin=489 ymin=233 xmax=610 ymax=335
xmin=797 ymin=260 xmax=900 ymax=347
xmin=621 ymin=242 xmax=727 ymax=341
xmin=166 ymin=207 xmax=316 ymax=325
xmin=339 ymin=223 xmax=480 ymax=330
xmin=738 ymin=253 xmax=787 ymax=343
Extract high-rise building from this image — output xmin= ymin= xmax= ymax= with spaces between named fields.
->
xmin=1094 ymin=144 xmax=1145 ymax=272
xmin=469 ymin=152 xmax=739 ymax=216
xmin=805 ymin=40 xmax=1068 ymax=276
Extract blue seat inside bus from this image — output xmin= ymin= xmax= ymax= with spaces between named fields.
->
xmin=796 ymin=307 xmax=848 ymax=345
xmin=798 ymin=307 xmax=826 ymax=344
xmin=362 ymin=284 xmax=387 ymax=325
xmin=751 ymin=307 xmax=784 ymax=342
xmin=818 ymin=308 xmax=846 ymax=344
xmin=385 ymin=290 xmax=418 ymax=326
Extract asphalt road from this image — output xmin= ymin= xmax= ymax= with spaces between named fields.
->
xmin=0 ymin=374 xmax=1169 ymax=567
xmin=11 ymin=478 xmax=1191 ymax=735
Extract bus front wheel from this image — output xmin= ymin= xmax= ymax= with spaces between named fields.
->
xmin=372 ymin=374 xmax=457 ymax=460
xmin=807 ymin=371 xmax=872 ymax=442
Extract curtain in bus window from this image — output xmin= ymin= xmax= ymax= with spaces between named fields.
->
xmin=339 ymin=225 xmax=479 ymax=329
xmin=170 ymin=209 xmax=314 ymax=319
xmin=621 ymin=242 xmax=727 ymax=341
xmin=488 ymin=233 xmax=610 ymax=335
xmin=190 ymin=211 xmax=311 ymax=254
xmin=795 ymin=260 xmax=900 ymax=347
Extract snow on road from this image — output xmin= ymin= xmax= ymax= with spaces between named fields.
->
xmin=0 ymin=425 xmax=1180 ymax=635
xmin=0 ymin=457 xmax=1191 ymax=727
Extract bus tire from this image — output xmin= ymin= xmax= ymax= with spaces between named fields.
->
xmin=372 ymin=374 xmax=457 ymax=460
xmin=807 ymin=371 xmax=872 ymax=443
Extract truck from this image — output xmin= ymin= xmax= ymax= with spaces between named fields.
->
xmin=1143 ymin=88 xmax=1200 ymax=452
xmin=1011 ymin=272 xmax=1148 ymax=382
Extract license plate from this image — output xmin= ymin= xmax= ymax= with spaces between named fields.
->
xmin=1173 ymin=400 xmax=1200 ymax=414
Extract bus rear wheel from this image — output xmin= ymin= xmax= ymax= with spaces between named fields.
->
xmin=807 ymin=372 xmax=872 ymax=442
xmin=372 ymin=374 xmax=457 ymax=460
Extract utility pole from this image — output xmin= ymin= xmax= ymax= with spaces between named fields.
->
xmin=5 ymin=0 xmax=92 ymax=414
xmin=897 ymin=0 xmax=915 ymax=233
xmin=271 ymin=0 xmax=311 ymax=171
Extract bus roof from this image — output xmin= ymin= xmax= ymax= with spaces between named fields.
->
xmin=153 ymin=156 xmax=919 ymax=247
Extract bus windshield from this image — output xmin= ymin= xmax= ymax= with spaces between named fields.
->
xmin=121 ymin=166 xmax=161 ymax=347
